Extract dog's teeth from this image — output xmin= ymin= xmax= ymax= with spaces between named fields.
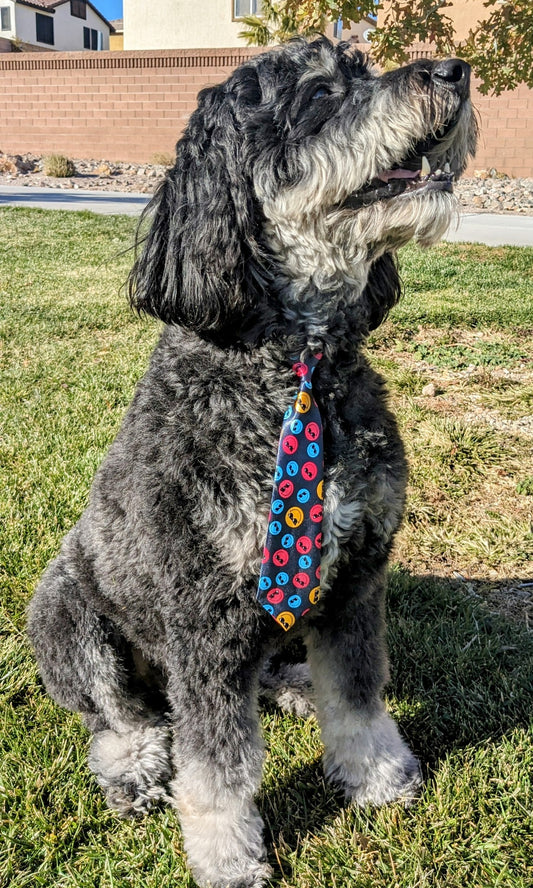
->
xmin=444 ymin=162 xmax=451 ymax=173
xmin=421 ymin=156 xmax=431 ymax=176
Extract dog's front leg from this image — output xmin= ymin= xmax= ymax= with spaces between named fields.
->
xmin=166 ymin=626 xmax=271 ymax=888
xmin=305 ymin=565 xmax=422 ymax=807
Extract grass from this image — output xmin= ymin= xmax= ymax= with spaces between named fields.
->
xmin=1 ymin=208 xmax=532 ymax=887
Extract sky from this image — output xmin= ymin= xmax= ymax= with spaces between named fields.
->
xmin=95 ymin=0 xmax=123 ymax=22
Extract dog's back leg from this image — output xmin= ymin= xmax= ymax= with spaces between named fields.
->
xmin=28 ymin=546 xmax=172 ymax=816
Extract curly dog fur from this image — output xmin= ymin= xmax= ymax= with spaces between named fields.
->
xmin=28 ymin=38 xmax=476 ymax=887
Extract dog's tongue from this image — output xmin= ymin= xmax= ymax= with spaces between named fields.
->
xmin=377 ymin=168 xmax=420 ymax=182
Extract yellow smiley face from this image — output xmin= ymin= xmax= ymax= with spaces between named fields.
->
xmin=309 ymin=586 xmax=321 ymax=605
xmin=285 ymin=506 xmax=304 ymax=528
xmin=295 ymin=392 xmax=311 ymax=414
xmin=316 ymin=480 xmax=324 ymax=500
xmin=276 ymin=611 xmax=295 ymax=631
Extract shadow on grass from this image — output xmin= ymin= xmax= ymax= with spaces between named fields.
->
xmin=257 ymin=569 xmax=533 ymax=883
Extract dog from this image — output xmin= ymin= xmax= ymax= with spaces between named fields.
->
xmin=28 ymin=37 xmax=476 ymax=888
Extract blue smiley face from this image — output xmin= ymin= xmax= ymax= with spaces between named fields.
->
xmin=296 ymin=488 xmax=310 ymax=504
xmin=287 ymin=594 xmax=302 ymax=609
xmin=276 ymin=571 xmax=289 ymax=586
xmin=271 ymin=499 xmax=284 ymax=515
xmin=303 ymin=380 xmax=312 ymax=390
xmin=298 ymin=555 xmax=312 ymax=570
xmin=269 ymin=520 xmax=282 ymax=535
xmin=290 ymin=419 xmax=303 ymax=435
xmin=284 ymin=405 xmax=293 ymax=420
xmin=259 ymin=576 xmax=272 ymax=591
xmin=262 ymin=603 xmax=274 ymax=615
xmin=281 ymin=533 xmax=294 ymax=549
xmin=307 ymin=442 xmax=320 ymax=458
xmin=274 ymin=465 xmax=283 ymax=482
xmin=286 ymin=460 xmax=299 ymax=477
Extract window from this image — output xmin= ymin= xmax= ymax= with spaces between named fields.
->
xmin=0 ymin=7 xmax=11 ymax=31
xmin=36 ymin=12 xmax=54 ymax=45
xmin=71 ymin=1 xmax=87 ymax=19
xmin=83 ymin=26 xmax=103 ymax=50
xmin=234 ymin=0 xmax=262 ymax=18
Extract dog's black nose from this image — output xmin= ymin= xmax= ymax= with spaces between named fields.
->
xmin=432 ymin=59 xmax=470 ymax=98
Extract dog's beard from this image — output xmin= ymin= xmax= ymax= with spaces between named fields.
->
xmin=259 ymin=76 xmax=473 ymax=293
xmin=263 ymin=186 xmax=459 ymax=294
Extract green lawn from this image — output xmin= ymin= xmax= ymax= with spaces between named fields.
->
xmin=1 ymin=208 xmax=532 ymax=887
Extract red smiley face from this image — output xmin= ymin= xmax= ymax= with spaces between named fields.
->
xmin=292 ymin=362 xmax=308 ymax=378
xmin=315 ymin=532 xmax=323 ymax=549
xmin=293 ymin=572 xmax=310 ymax=589
xmin=282 ymin=435 xmax=299 ymax=455
xmin=296 ymin=535 xmax=312 ymax=555
xmin=310 ymin=504 xmax=323 ymax=523
xmin=302 ymin=461 xmax=318 ymax=481
xmin=262 ymin=547 xmax=270 ymax=564
xmin=305 ymin=422 xmax=320 ymax=441
xmin=267 ymin=587 xmax=285 ymax=605
xmin=272 ymin=549 xmax=289 ymax=567
xmin=278 ymin=479 xmax=294 ymax=499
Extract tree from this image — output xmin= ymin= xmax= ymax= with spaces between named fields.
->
xmin=239 ymin=1 xmax=533 ymax=95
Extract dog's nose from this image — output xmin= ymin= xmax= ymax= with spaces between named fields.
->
xmin=431 ymin=59 xmax=470 ymax=98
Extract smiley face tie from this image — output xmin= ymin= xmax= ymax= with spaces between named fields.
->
xmin=258 ymin=354 xmax=324 ymax=631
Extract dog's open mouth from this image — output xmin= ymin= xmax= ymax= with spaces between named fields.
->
xmin=339 ymin=130 xmax=456 ymax=212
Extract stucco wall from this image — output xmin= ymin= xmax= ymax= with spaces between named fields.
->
xmin=124 ymin=0 xmax=247 ymax=50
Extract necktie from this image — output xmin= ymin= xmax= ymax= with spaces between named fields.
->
xmin=258 ymin=354 xmax=324 ymax=631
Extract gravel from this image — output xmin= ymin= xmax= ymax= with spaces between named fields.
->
xmin=1 ymin=152 xmax=532 ymax=215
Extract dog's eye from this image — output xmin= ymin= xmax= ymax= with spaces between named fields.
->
xmin=311 ymin=86 xmax=330 ymax=100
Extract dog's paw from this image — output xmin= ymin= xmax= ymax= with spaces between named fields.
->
xmin=199 ymin=861 xmax=273 ymax=888
xmin=259 ymin=660 xmax=315 ymax=717
xmin=323 ymin=710 xmax=423 ymax=808
xmin=89 ymin=724 xmax=172 ymax=817
xmin=174 ymin=789 xmax=272 ymax=888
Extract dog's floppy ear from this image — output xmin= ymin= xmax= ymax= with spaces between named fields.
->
xmin=128 ymin=69 xmax=265 ymax=333
xmin=360 ymin=252 xmax=402 ymax=330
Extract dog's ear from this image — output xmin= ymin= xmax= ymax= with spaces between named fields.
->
xmin=360 ymin=252 xmax=402 ymax=330
xmin=128 ymin=69 xmax=266 ymax=333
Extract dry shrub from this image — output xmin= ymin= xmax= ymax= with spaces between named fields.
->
xmin=0 ymin=156 xmax=17 ymax=174
xmin=43 ymin=154 xmax=75 ymax=177
xmin=150 ymin=152 xmax=174 ymax=167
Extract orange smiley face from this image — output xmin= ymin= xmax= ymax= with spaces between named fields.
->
xmin=309 ymin=586 xmax=321 ymax=605
xmin=276 ymin=611 xmax=296 ymax=631
xmin=295 ymin=392 xmax=311 ymax=414
xmin=285 ymin=506 xmax=304 ymax=528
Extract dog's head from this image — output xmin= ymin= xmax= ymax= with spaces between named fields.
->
xmin=129 ymin=38 xmax=477 ymax=342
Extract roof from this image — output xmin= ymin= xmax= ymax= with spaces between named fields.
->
xmin=15 ymin=0 xmax=113 ymax=30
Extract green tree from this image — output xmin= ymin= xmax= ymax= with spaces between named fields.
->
xmin=239 ymin=1 xmax=533 ymax=95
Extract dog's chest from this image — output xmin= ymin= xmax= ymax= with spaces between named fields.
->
xmin=205 ymin=360 xmax=405 ymax=585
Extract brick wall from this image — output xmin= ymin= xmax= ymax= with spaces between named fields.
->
xmin=0 ymin=47 xmax=531 ymax=176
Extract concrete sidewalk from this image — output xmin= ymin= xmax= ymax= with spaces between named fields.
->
xmin=0 ymin=185 xmax=149 ymax=216
xmin=1 ymin=185 xmax=533 ymax=245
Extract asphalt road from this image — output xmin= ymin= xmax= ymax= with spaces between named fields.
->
xmin=1 ymin=185 xmax=533 ymax=246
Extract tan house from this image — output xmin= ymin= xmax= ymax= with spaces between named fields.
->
xmin=123 ymin=0 xmax=375 ymax=50
xmin=109 ymin=15 xmax=122 ymax=50
xmin=0 ymin=0 xmax=112 ymax=51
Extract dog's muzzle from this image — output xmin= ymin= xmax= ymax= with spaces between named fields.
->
xmin=339 ymin=58 xmax=471 ymax=212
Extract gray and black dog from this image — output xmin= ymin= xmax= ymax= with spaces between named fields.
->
xmin=28 ymin=37 xmax=477 ymax=888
